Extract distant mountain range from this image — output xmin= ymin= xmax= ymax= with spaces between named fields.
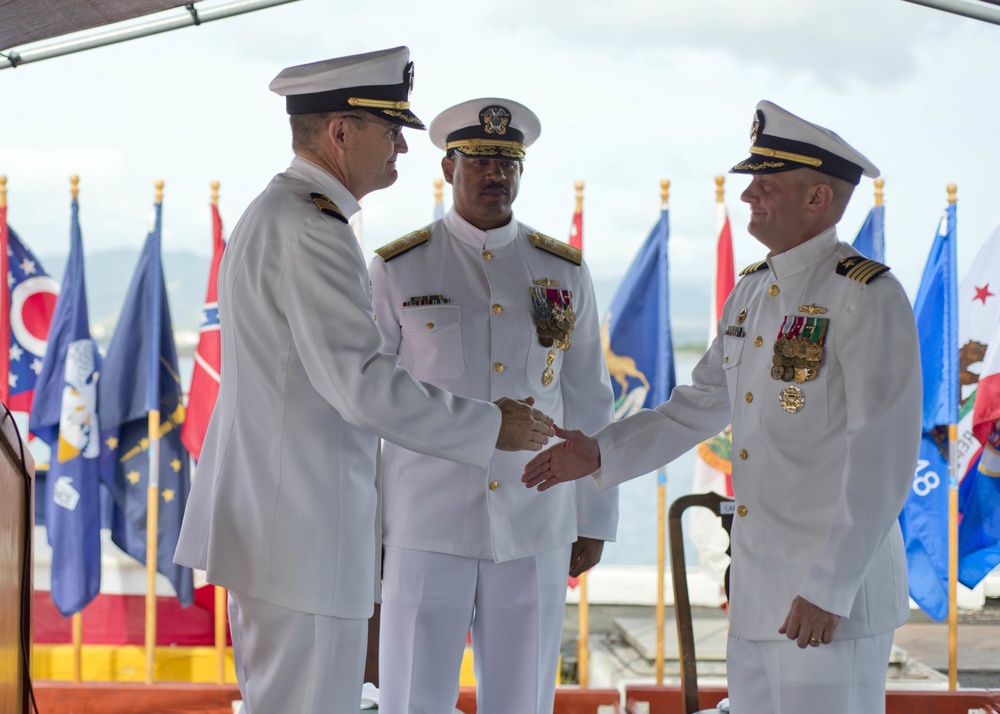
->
xmin=37 ymin=251 xmax=712 ymax=353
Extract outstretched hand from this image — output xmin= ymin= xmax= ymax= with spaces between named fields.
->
xmin=521 ymin=424 xmax=600 ymax=491
xmin=495 ymin=396 xmax=555 ymax=452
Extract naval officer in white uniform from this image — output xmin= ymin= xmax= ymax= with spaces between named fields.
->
xmin=174 ymin=50 xmax=554 ymax=714
xmin=369 ymin=98 xmax=619 ymax=714
xmin=523 ymin=100 xmax=922 ymax=713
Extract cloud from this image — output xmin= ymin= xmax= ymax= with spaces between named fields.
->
xmin=486 ymin=0 xmax=946 ymax=88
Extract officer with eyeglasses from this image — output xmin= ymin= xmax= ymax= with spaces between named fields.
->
xmin=174 ymin=49 xmax=555 ymax=714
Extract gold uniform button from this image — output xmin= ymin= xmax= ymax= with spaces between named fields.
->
xmin=494 ymin=362 xmax=504 ymax=373
xmin=754 ymin=336 xmax=763 ymax=347
xmin=737 ymin=505 xmax=748 ymax=517
xmin=739 ymin=448 xmax=748 ymax=460
xmin=768 ymin=284 xmax=780 ymax=296
xmin=723 ymin=356 xmax=729 ymax=364
xmin=489 ymin=480 xmax=499 ymax=491
xmin=483 ymin=250 xmax=493 ymax=261
xmin=492 ymin=304 xmax=503 ymax=314
xmin=426 ymin=322 xmax=434 ymax=329
xmin=745 ymin=392 xmax=753 ymax=403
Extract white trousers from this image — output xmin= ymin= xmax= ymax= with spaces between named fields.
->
xmin=229 ymin=590 xmax=367 ymax=714
xmin=379 ymin=544 xmax=571 ymax=714
xmin=727 ymin=631 xmax=894 ymax=714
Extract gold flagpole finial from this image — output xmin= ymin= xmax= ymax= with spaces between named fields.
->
xmin=433 ymin=177 xmax=443 ymax=205
xmin=154 ymin=180 xmax=165 ymax=205
xmin=211 ymin=181 xmax=220 ymax=207
xmin=660 ymin=179 xmax=670 ymax=209
xmin=0 ymin=175 xmax=6 ymax=208
xmin=715 ymin=175 xmax=725 ymax=204
xmin=70 ymin=175 xmax=80 ymax=200
xmin=874 ymin=177 xmax=884 ymax=207
xmin=574 ymin=180 xmax=584 ymax=213
xmin=947 ymin=183 xmax=957 ymax=205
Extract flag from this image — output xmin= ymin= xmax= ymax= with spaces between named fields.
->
xmin=690 ymin=200 xmax=736 ymax=601
xmin=955 ymin=221 xmax=1000 ymax=478
xmin=181 ymin=202 xmax=225 ymax=461
xmin=602 ymin=202 xmax=675 ymax=421
xmin=98 ymin=202 xmax=193 ymax=606
xmin=899 ymin=202 xmax=958 ymax=621
xmin=569 ymin=203 xmax=583 ymax=251
xmin=958 ymin=309 xmax=1000 ymax=587
xmin=0 ymin=215 xmax=60 ymax=412
xmin=851 ymin=204 xmax=885 ymax=264
xmin=27 ymin=195 xmax=102 ymax=616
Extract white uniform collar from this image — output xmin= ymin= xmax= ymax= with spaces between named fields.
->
xmin=443 ymin=206 xmax=518 ymax=250
xmin=767 ymin=225 xmax=839 ymax=280
xmin=286 ymin=155 xmax=362 ymax=221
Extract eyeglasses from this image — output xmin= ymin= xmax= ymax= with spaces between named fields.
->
xmin=342 ymin=114 xmax=403 ymax=143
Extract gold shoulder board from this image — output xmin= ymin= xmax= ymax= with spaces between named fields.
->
xmin=374 ymin=229 xmax=431 ymax=262
xmin=738 ymin=260 xmax=769 ymax=276
xmin=528 ymin=232 xmax=582 ymax=266
xmin=309 ymin=192 xmax=348 ymax=223
xmin=835 ymin=257 xmax=890 ymax=284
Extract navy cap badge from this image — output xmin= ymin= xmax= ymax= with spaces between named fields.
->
xmin=481 ymin=106 xmax=510 ymax=136
xmin=750 ymin=110 xmax=764 ymax=145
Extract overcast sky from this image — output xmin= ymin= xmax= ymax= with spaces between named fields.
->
xmin=2 ymin=0 xmax=998 ymax=302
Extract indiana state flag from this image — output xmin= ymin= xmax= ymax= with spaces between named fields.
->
xmin=4 ymin=227 xmax=60 ymax=412
xmin=28 ymin=196 xmax=102 ymax=617
xmin=899 ymin=202 xmax=958 ymax=622
xmin=602 ymin=200 xmax=675 ymax=421
xmin=98 ymin=202 xmax=193 ymax=606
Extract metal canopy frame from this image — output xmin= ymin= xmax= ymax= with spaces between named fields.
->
xmin=0 ymin=0 xmax=300 ymax=71
xmin=900 ymin=0 xmax=1000 ymax=25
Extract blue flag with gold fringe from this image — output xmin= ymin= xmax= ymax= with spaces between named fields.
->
xmin=899 ymin=202 xmax=958 ymax=622
xmin=603 ymin=203 xmax=675 ymax=422
xmin=28 ymin=196 xmax=103 ymax=617
xmin=97 ymin=202 xmax=193 ymax=606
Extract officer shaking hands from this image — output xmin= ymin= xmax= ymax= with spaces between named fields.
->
xmin=174 ymin=50 xmax=553 ymax=714
xmin=521 ymin=100 xmax=922 ymax=714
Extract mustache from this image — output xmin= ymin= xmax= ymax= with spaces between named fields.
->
xmin=484 ymin=181 xmax=508 ymax=192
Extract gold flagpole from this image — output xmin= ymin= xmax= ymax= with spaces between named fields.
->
xmin=655 ymin=179 xmax=670 ymax=686
xmin=434 ymin=177 xmax=443 ymax=211
xmin=70 ymin=174 xmax=85 ymax=683
xmin=947 ymin=183 xmax=959 ymax=691
xmin=145 ymin=179 xmax=165 ymax=684
xmin=209 ymin=180 xmax=229 ymax=684
xmin=874 ymin=177 xmax=884 ymax=207
xmin=573 ymin=179 xmax=591 ymax=689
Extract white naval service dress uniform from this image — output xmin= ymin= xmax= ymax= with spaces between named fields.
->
xmin=369 ymin=208 xmax=619 ymax=714
xmin=174 ymin=157 xmax=503 ymax=714
xmin=589 ymin=227 xmax=921 ymax=713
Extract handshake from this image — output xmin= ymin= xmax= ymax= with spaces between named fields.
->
xmin=493 ymin=396 xmax=556 ymax=452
